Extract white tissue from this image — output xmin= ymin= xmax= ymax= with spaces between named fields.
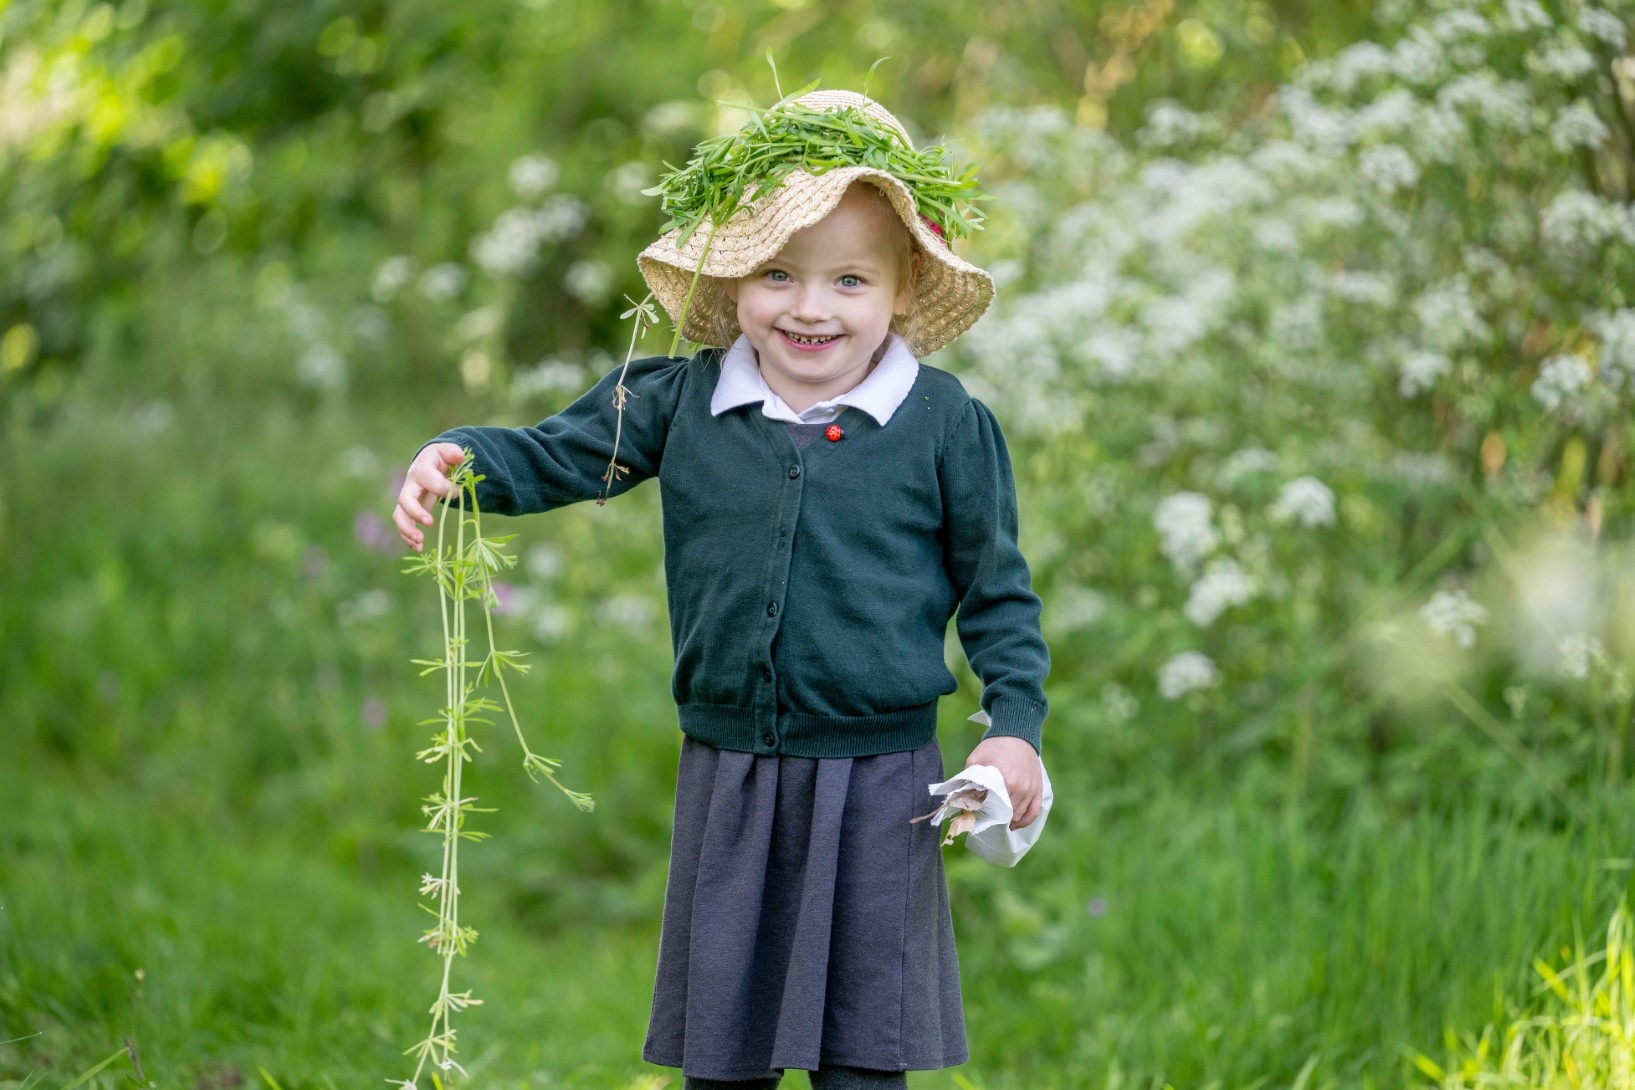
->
xmin=922 ymin=711 xmax=1053 ymax=867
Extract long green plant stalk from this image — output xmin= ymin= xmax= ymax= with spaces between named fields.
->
xmin=602 ymin=293 xmax=662 ymax=501
xmin=398 ymin=455 xmax=591 ymax=1088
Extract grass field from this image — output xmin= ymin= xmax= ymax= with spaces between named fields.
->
xmin=3 ymin=748 xmax=1627 ymax=1090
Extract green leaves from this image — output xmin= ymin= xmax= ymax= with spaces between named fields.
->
xmin=647 ymin=100 xmax=991 ymax=247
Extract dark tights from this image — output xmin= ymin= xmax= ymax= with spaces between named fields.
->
xmin=683 ymin=1066 xmax=908 ymax=1090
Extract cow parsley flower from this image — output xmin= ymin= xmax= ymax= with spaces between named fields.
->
xmin=1541 ymin=190 xmax=1627 ymax=250
xmin=563 ymin=259 xmax=613 ymax=303
xmin=1047 ymin=586 xmax=1108 ymax=636
xmin=1578 ymin=8 xmax=1628 ymax=48
xmin=1359 ymin=144 xmax=1420 ymax=192
xmin=1550 ymin=100 xmax=1611 ymax=151
xmin=1529 ymin=38 xmax=1599 ymax=80
xmin=1218 ymin=446 xmax=1279 ymax=487
xmin=1399 ymin=349 xmax=1451 ymax=397
xmin=1415 ymin=277 xmax=1490 ymax=350
xmin=1138 ymin=100 xmax=1211 ymax=147
xmin=1420 ymin=589 xmax=1487 ymax=649
xmin=1270 ymin=476 xmax=1337 ymax=527
xmin=1588 ymin=309 xmax=1635 ymax=389
xmin=1154 ymin=492 xmax=1219 ymax=573
xmin=1101 ymin=682 xmax=1139 ymax=724
xmin=419 ymin=262 xmax=468 ymax=302
xmin=1557 ymin=633 xmax=1608 ymax=680
xmin=372 ymin=255 xmax=416 ymax=302
xmin=1504 ymin=0 xmax=1552 ymax=31
xmin=1158 ymin=651 xmax=1220 ymax=700
xmin=1392 ymin=31 xmax=1448 ymax=85
xmin=1530 ymin=353 xmax=1593 ymax=411
xmin=1184 ymin=559 xmax=1254 ymax=627
xmin=507 ymin=153 xmax=559 ymax=199
xmin=1328 ymin=40 xmax=1395 ymax=92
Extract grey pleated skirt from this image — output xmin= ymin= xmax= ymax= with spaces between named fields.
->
xmin=642 ymin=736 xmax=968 ymax=1081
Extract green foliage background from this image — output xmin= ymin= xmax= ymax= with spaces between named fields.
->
xmin=3 ymin=0 xmax=1634 ymax=1087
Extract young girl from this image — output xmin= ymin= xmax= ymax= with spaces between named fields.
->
xmin=393 ymin=90 xmax=1049 ymax=1090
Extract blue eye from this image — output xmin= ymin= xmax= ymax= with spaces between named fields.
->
xmin=839 ymin=275 xmax=863 ymax=288
xmin=765 ymin=269 xmax=790 ymax=282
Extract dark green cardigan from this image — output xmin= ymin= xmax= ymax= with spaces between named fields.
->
xmin=433 ymin=349 xmax=1049 ymax=758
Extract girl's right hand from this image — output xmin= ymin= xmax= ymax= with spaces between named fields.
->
xmin=392 ymin=442 xmax=467 ymax=552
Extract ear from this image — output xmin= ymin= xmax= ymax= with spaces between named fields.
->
xmin=724 ymin=278 xmax=740 ymax=304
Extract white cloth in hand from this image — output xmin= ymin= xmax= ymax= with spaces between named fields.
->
xmin=922 ymin=712 xmax=1053 ymax=868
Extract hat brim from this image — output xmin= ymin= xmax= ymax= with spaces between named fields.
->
xmin=637 ymin=167 xmax=994 ymax=357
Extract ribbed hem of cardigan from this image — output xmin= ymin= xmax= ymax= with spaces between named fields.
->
xmin=981 ymin=696 xmax=1046 ymax=754
xmin=677 ymin=702 xmax=940 ymax=759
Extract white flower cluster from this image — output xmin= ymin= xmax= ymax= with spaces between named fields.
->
xmin=1503 ymin=0 xmax=1552 ymax=32
xmin=1359 ymin=143 xmax=1420 ymax=192
xmin=563 ymin=259 xmax=613 ymax=303
xmin=1541 ymin=190 xmax=1635 ymax=250
xmin=1217 ymin=446 xmax=1278 ymax=487
xmin=1549 ymin=100 xmax=1610 ymax=152
xmin=1589 ymin=308 xmax=1635 ymax=389
xmin=1527 ymin=37 xmax=1599 ymax=80
xmin=1158 ymin=651 xmax=1219 ymax=700
xmin=1137 ymin=100 xmax=1214 ymax=148
xmin=418 ymin=262 xmax=467 ymax=302
xmin=507 ymin=153 xmax=559 ymax=200
xmin=1184 ymin=558 xmax=1254 ymax=627
xmin=1579 ymin=7 xmax=1628 ymax=48
xmin=1399 ymin=348 xmax=1451 ymax=398
xmin=1270 ymin=477 xmax=1336 ymax=527
xmin=511 ymin=357 xmax=585 ymax=401
xmin=1420 ymin=589 xmax=1487 ymax=649
xmin=470 ymin=196 xmax=589 ymax=277
xmin=1530 ymin=353 xmax=1593 ymax=411
xmin=1415 ymin=277 xmax=1490 ymax=351
xmin=1047 ymin=585 xmax=1108 ymax=636
xmin=1154 ymin=492 xmax=1218 ymax=573
xmin=372 ymin=255 xmax=415 ymax=302
xmin=1556 ymin=633 xmax=1608 ymax=680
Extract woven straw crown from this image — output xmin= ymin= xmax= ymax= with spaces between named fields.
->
xmin=636 ymin=90 xmax=995 ymax=357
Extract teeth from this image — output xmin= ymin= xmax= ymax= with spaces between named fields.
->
xmin=784 ymin=332 xmax=838 ymax=345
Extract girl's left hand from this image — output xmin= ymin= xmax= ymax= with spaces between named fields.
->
xmin=963 ymin=736 xmax=1043 ymax=829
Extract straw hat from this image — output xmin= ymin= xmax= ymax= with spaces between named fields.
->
xmin=637 ymin=90 xmax=995 ymax=357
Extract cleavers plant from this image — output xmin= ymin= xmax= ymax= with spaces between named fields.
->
xmin=396 ymin=452 xmax=593 ymax=1088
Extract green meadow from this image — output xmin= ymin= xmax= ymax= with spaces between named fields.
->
xmin=5 ymin=0 xmax=1635 ymax=1086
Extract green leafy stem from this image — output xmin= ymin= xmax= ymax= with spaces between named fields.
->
xmin=396 ymin=453 xmax=592 ymax=1088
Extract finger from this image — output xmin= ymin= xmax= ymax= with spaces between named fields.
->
xmin=398 ymin=483 xmax=432 ymax=527
xmin=392 ymin=505 xmax=424 ymax=550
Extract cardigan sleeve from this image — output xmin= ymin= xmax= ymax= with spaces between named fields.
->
xmin=425 ymin=353 xmax=694 ymax=516
xmin=938 ymin=398 xmax=1051 ymax=753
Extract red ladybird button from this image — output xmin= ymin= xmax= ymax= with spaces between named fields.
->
xmin=825 ymin=424 xmax=844 ymax=442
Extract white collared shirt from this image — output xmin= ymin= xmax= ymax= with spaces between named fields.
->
xmin=709 ymin=333 xmax=921 ymax=426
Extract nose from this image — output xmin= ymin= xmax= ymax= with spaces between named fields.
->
xmin=789 ymin=283 xmax=829 ymax=323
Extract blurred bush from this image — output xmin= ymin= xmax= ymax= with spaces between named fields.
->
xmin=952 ymin=0 xmax=1635 ymax=815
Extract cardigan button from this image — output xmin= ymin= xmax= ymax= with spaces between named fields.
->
xmin=761 ymin=731 xmax=776 ymax=747
xmin=825 ymin=424 xmax=844 ymax=442
xmin=788 ymin=465 xmax=801 ymax=479
xmin=761 ymin=664 xmax=774 ymax=682
xmin=766 ymin=601 xmax=779 ymax=617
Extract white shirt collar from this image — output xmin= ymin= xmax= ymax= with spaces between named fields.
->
xmin=709 ymin=333 xmax=920 ymax=426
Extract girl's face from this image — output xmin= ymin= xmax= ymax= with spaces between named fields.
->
xmin=728 ymin=184 xmax=912 ymax=412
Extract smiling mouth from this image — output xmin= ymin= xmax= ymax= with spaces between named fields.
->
xmin=779 ymin=331 xmax=841 ymax=347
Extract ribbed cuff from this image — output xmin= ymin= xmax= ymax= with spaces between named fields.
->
xmin=981 ymin=696 xmax=1046 ymax=754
